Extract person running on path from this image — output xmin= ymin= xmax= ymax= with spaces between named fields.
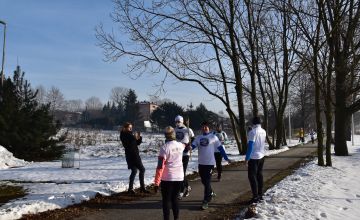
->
xmin=191 ymin=121 xmax=231 ymax=210
xmin=213 ymin=123 xmax=228 ymax=181
xmin=174 ymin=115 xmax=194 ymax=199
xmin=298 ymin=128 xmax=305 ymax=144
xmin=120 ymin=122 xmax=150 ymax=194
xmin=310 ymin=129 xmax=316 ymax=144
xmin=154 ymin=126 xmax=184 ymax=220
xmin=245 ymin=116 xmax=266 ymax=203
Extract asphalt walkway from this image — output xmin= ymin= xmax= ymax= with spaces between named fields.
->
xmin=74 ymin=142 xmax=317 ymax=220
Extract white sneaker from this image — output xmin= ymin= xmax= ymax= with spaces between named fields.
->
xmin=178 ymin=192 xmax=184 ymax=200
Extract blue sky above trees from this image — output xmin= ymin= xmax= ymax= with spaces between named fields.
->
xmin=0 ymin=0 xmax=225 ymax=113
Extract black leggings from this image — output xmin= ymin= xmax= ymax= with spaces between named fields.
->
xmin=180 ymin=155 xmax=189 ymax=192
xmin=198 ymin=164 xmax=214 ymax=202
xmin=248 ymin=158 xmax=265 ymax=198
xmin=161 ymin=181 xmax=182 ymax=220
xmin=214 ymin=152 xmax=222 ymax=178
xmin=129 ymin=162 xmax=145 ymax=190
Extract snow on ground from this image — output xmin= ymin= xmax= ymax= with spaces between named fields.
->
xmin=0 ymin=146 xmax=29 ymax=169
xmin=243 ymin=138 xmax=360 ymax=220
xmin=0 ymin=128 xmax=295 ymax=220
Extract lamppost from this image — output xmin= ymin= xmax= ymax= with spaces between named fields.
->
xmin=0 ymin=20 xmax=6 ymax=86
xmin=288 ymin=106 xmax=292 ymax=145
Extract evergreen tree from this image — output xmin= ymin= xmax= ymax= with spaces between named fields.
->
xmin=150 ymin=102 xmax=184 ymax=129
xmin=0 ymin=66 xmax=65 ymax=161
xmin=123 ymin=89 xmax=140 ymax=124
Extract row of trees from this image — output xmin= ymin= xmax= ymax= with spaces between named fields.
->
xmin=150 ymin=102 xmax=221 ymax=131
xmin=81 ymin=89 xmax=140 ymax=129
xmin=96 ymin=0 xmax=360 ymax=165
xmin=35 ymin=85 xmax=129 ymax=112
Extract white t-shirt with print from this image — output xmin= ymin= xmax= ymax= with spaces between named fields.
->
xmin=175 ymin=126 xmax=195 ymax=156
xmin=247 ymin=124 xmax=266 ymax=159
xmin=192 ymin=133 xmax=222 ymax=165
xmin=158 ymin=140 xmax=184 ymax=181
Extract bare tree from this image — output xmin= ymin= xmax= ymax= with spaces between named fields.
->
xmin=35 ymin=85 xmax=46 ymax=105
xmin=64 ymin=99 xmax=84 ymax=112
xmin=317 ymin=0 xmax=360 ymax=156
xmin=257 ymin=0 xmax=302 ymax=149
xmin=96 ymin=0 xmax=261 ymax=154
xmin=109 ymin=86 xmax=129 ymax=106
xmin=85 ymin=96 xmax=103 ymax=110
xmin=45 ymin=86 xmax=65 ymax=112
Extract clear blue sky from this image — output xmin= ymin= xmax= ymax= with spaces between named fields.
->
xmin=0 ymin=0 xmax=225 ymax=113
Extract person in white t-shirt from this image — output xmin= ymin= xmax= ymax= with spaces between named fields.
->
xmin=191 ymin=121 xmax=231 ymax=210
xmin=213 ymin=123 xmax=228 ymax=181
xmin=245 ymin=116 xmax=266 ymax=203
xmin=154 ymin=126 xmax=185 ymax=220
xmin=174 ymin=115 xmax=194 ymax=199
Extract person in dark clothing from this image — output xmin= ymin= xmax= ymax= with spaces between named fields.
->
xmin=120 ymin=122 xmax=150 ymax=194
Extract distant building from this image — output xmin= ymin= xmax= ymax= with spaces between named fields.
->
xmin=137 ymin=101 xmax=159 ymax=121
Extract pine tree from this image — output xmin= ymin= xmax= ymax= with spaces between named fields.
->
xmin=0 ymin=66 xmax=65 ymax=161
xmin=123 ymin=89 xmax=140 ymax=125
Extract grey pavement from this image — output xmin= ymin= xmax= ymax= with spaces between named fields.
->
xmin=74 ymin=142 xmax=317 ymax=220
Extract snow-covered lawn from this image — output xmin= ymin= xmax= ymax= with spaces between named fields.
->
xmin=244 ymin=139 xmax=360 ymax=220
xmin=0 ymin=129 xmax=297 ymax=220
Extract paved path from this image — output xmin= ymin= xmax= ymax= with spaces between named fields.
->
xmin=75 ymin=143 xmax=317 ymax=220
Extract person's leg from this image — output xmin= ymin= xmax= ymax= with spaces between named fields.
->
xmin=181 ymin=155 xmax=189 ymax=193
xmin=214 ymin=152 xmax=222 ymax=180
xmin=129 ymin=166 xmax=137 ymax=191
xmin=136 ymin=160 xmax=146 ymax=190
xmin=161 ymin=181 xmax=171 ymax=220
xmin=199 ymin=165 xmax=214 ymax=202
xmin=257 ymin=158 xmax=265 ymax=199
xmin=171 ymin=181 xmax=182 ymax=220
xmin=248 ymin=159 xmax=259 ymax=199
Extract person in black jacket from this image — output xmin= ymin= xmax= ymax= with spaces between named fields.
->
xmin=120 ymin=122 xmax=150 ymax=194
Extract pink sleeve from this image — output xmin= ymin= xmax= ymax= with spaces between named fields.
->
xmin=154 ymin=156 xmax=166 ymax=186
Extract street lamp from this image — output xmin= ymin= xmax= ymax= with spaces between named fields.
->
xmin=0 ymin=20 xmax=6 ymax=86
xmin=288 ymin=107 xmax=292 ymax=144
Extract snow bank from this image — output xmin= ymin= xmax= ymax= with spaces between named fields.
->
xmin=0 ymin=145 xmax=29 ymax=169
xmin=242 ymin=142 xmax=360 ymax=220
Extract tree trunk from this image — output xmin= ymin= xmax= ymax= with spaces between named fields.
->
xmin=315 ymin=86 xmax=324 ymax=166
xmin=334 ymin=64 xmax=349 ymax=156
xmin=227 ymin=108 xmax=243 ymax=154
xmin=275 ymin=114 xmax=284 ymax=149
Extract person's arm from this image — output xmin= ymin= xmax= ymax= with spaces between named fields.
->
xmin=245 ymin=141 xmax=254 ymax=161
xmin=191 ymin=136 xmax=198 ymax=150
xmin=246 ymin=130 xmax=255 ymax=162
xmin=154 ymin=147 xmax=167 ymax=187
xmin=154 ymin=156 xmax=166 ymax=186
xmin=217 ymin=145 xmax=229 ymax=161
xmin=223 ymin=132 xmax=228 ymax=142
xmin=136 ymin=135 xmax=142 ymax=145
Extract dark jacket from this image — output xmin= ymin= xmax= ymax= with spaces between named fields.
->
xmin=120 ymin=130 xmax=143 ymax=169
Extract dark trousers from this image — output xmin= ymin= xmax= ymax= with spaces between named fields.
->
xmin=214 ymin=152 xmax=222 ymax=178
xmin=198 ymin=164 xmax=214 ymax=202
xmin=129 ymin=162 xmax=145 ymax=190
xmin=248 ymin=158 xmax=265 ymax=199
xmin=161 ymin=181 xmax=182 ymax=220
xmin=180 ymin=155 xmax=189 ymax=193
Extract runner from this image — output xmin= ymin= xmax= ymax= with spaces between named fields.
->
xmin=213 ymin=123 xmax=228 ymax=181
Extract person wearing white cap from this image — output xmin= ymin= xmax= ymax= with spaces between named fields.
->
xmin=174 ymin=115 xmax=194 ymax=199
